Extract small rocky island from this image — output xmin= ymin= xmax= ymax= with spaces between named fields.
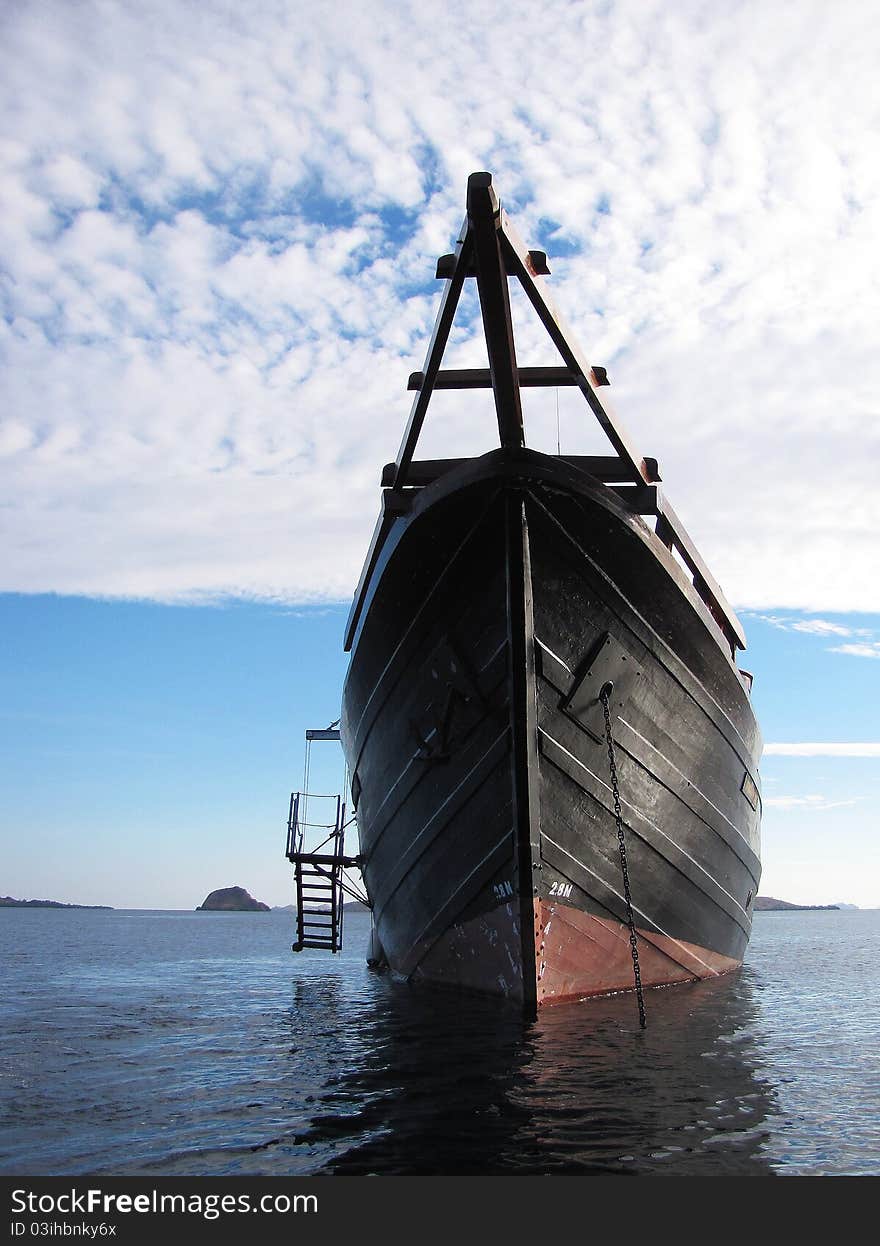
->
xmin=197 ymin=886 xmax=270 ymax=912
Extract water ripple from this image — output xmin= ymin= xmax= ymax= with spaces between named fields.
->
xmin=1 ymin=908 xmax=878 ymax=1175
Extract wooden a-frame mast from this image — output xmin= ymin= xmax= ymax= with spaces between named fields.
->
xmin=346 ymin=171 xmax=746 ymax=656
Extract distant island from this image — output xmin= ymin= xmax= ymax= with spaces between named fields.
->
xmin=1 ymin=895 xmax=112 ymax=910
xmin=754 ymin=896 xmax=840 ymax=911
xmin=273 ymin=901 xmax=369 ymax=913
xmin=197 ymin=886 xmax=270 ymax=912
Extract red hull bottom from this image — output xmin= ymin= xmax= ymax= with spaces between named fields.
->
xmin=534 ymin=900 xmax=741 ymax=1006
xmin=395 ymin=899 xmax=741 ymax=1006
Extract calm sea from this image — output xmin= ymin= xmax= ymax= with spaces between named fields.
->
xmin=1 ymin=907 xmax=878 ymax=1176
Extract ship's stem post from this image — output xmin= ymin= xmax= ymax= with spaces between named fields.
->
xmin=505 ymin=493 xmax=541 ymax=1012
xmin=467 ymin=172 xmax=525 ymax=450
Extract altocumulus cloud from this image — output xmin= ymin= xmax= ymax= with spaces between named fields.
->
xmin=1 ymin=0 xmax=878 ymax=607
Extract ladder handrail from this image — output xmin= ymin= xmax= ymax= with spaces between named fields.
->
xmin=287 ymin=788 xmax=368 ymax=951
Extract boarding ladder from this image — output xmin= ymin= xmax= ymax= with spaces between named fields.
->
xmin=284 ymin=727 xmax=367 ymax=953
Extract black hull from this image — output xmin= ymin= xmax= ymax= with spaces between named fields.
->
xmin=341 ymin=450 xmax=762 ymax=1007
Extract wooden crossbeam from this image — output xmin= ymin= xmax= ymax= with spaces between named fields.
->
xmin=380 ymin=458 xmax=463 ymax=486
xmin=611 ymin=484 xmax=660 ymax=513
xmin=407 ymin=365 xmax=610 ymax=391
xmin=375 ymin=467 xmax=659 ymax=515
xmin=435 ymin=248 xmax=549 ymax=279
xmin=379 ymin=455 xmax=659 ymax=488
xmin=590 ymin=454 xmax=661 ymax=483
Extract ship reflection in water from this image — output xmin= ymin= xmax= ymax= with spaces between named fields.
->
xmin=289 ymin=959 xmax=776 ymax=1176
xmin=7 ymin=908 xmax=878 ymax=1177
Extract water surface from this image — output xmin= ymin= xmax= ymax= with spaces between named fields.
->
xmin=1 ymin=907 xmax=877 ymax=1175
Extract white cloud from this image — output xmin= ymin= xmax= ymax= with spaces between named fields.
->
xmin=746 ymin=614 xmax=872 ymax=638
xmin=744 ymin=615 xmax=880 ymax=655
xmin=790 ymin=620 xmax=855 ymax=637
xmin=764 ymin=743 xmax=880 ymax=757
xmin=1 ymin=0 xmax=879 ymax=608
xmin=830 ymin=643 xmax=880 ymax=659
xmin=764 ymin=795 xmax=858 ymax=811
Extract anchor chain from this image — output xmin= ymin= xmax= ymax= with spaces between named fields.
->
xmin=599 ymin=683 xmax=647 ymax=1029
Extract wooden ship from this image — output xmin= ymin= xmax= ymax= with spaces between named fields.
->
xmin=288 ymin=172 xmax=762 ymax=1012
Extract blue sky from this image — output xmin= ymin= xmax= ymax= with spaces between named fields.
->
xmin=2 ymin=595 xmax=877 ymax=909
xmin=1 ymin=595 xmax=351 ymax=909
xmin=1 ymin=0 xmax=878 ymax=907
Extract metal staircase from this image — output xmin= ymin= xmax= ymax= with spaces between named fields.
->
xmin=283 ymin=726 xmax=368 ymax=953
xmin=286 ymin=792 xmax=350 ymax=951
